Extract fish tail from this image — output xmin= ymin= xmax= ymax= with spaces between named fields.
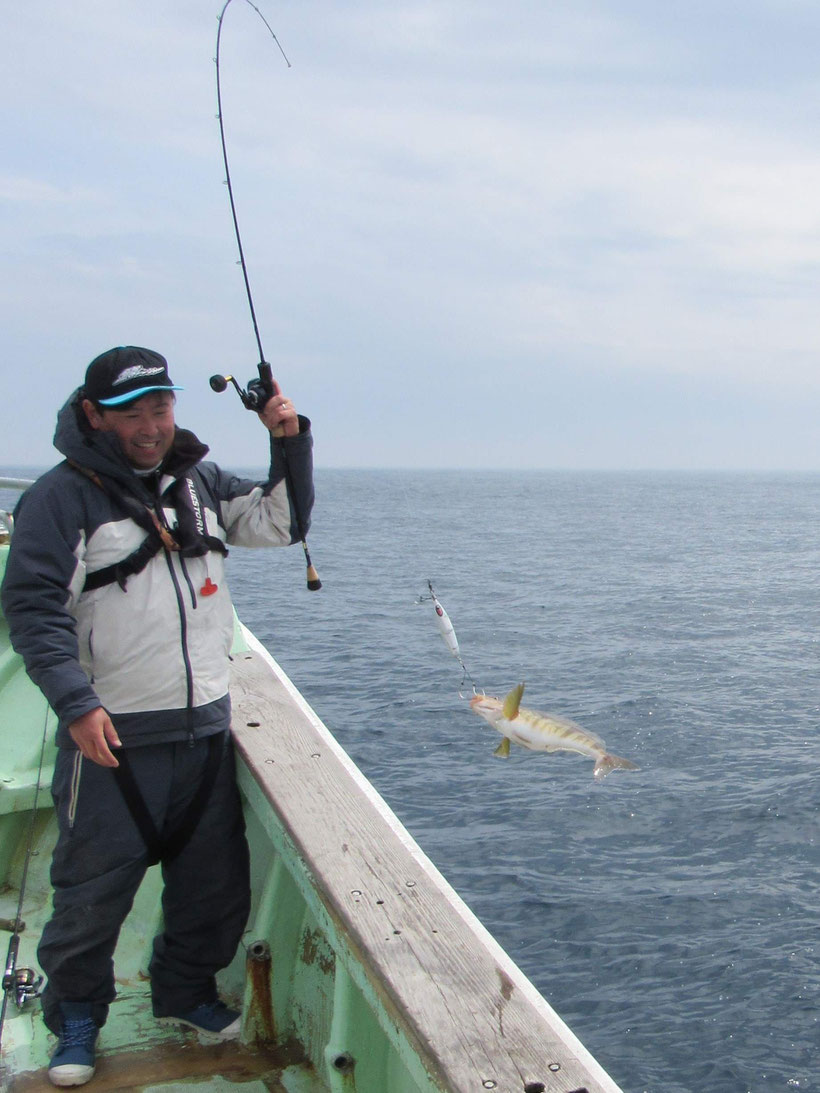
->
xmin=593 ymin=753 xmax=640 ymax=781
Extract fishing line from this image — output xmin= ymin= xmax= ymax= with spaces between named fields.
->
xmin=215 ymin=0 xmax=290 ymax=365
xmin=214 ymin=0 xmax=320 ymax=591
xmin=392 ymin=472 xmax=482 ymax=697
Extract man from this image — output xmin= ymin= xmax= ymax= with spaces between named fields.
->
xmin=0 ymin=346 xmax=314 ymax=1087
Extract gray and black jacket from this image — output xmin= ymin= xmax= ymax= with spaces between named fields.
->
xmin=1 ymin=392 xmax=314 ymax=748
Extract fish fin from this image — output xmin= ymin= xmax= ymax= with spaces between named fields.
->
xmin=493 ymin=738 xmax=511 ymax=759
xmin=592 ymin=753 xmax=640 ymax=781
xmin=502 ymin=682 xmax=525 ymax=721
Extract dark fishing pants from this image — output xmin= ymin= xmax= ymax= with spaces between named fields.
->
xmin=38 ymin=731 xmax=251 ymax=1034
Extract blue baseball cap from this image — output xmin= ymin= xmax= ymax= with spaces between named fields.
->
xmin=84 ymin=346 xmax=184 ymax=407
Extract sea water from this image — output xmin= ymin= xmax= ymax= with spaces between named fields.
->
xmin=229 ymin=469 xmax=820 ymax=1093
xmin=3 ymin=469 xmax=818 ymax=1091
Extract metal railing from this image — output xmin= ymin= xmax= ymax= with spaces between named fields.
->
xmin=0 ymin=478 xmax=33 ymax=543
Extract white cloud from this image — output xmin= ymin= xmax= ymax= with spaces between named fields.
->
xmin=4 ymin=1 xmax=820 ymax=469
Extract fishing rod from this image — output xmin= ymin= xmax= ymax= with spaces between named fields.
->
xmin=212 ymin=0 xmax=320 ymax=591
xmin=0 ymin=706 xmax=48 ymax=1056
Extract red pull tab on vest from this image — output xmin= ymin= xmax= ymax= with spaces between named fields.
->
xmin=200 ymin=577 xmax=218 ymax=597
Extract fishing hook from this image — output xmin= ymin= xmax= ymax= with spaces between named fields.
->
xmin=214 ymin=0 xmax=320 ymax=590
xmin=457 ymin=672 xmax=482 ymax=702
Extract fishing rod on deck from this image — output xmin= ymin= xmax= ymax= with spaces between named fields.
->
xmin=0 ymin=706 xmax=48 ymax=1057
xmin=211 ymin=0 xmax=320 ymax=591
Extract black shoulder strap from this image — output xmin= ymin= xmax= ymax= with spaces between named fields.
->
xmin=69 ymin=460 xmax=227 ymax=592
xmin=67 ymin=459 xmax=180 ymax=593
xmin=83 ymin=533 xmax=164 ymax=592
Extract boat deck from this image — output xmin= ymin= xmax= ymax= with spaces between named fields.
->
xmin=7 ymin=1041 xmax=294 ymax=1092
xmin=0 ymin=826 xmax=320 ymax=1093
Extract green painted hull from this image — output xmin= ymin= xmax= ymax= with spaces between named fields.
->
xmin=0 ymin=540 xmax=625 ymax=1093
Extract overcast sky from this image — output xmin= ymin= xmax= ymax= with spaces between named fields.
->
xmin=5 ymin=0 xmax=820 ymax=471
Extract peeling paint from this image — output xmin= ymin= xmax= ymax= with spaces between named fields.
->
xmin=300 ymin=927 xmax=336 ymax=977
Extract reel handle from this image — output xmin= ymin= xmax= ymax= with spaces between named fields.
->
xmin=209 ymin=373 xmax=251 ymax=404
xmin=210 ymin=363 xmax=277 ymax=414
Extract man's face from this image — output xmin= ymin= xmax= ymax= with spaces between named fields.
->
xmin=83 ymin=391 xmax=176 ymax=470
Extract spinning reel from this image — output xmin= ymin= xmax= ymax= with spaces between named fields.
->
xmin=209 ymin=361 xmax=276 ymax=411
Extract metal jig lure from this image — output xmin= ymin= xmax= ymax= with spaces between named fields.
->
xmin=419 ymin=581 xmax=479 ymax=695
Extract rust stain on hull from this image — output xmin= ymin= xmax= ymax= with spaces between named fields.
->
xmin=245 ymin=939 xmax=276 ymax=1046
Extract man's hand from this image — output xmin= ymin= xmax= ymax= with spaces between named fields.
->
xmin=257 ymin=380 xmax=299 ymax=438
xmin=68 ymin=707 xmax=122 ymax=767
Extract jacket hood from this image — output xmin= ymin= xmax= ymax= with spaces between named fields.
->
xmin=54 ymin=389 xmax=210 ymax=490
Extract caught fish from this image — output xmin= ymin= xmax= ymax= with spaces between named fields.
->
xmin=470 ymin=683 xmax=639 ymax=782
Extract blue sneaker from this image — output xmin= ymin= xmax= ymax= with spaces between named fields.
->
xmin=48 ymin=1002 xmax=98 ymax=1087
xmin=162 ymin=999 xmax=241 ymax=1040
